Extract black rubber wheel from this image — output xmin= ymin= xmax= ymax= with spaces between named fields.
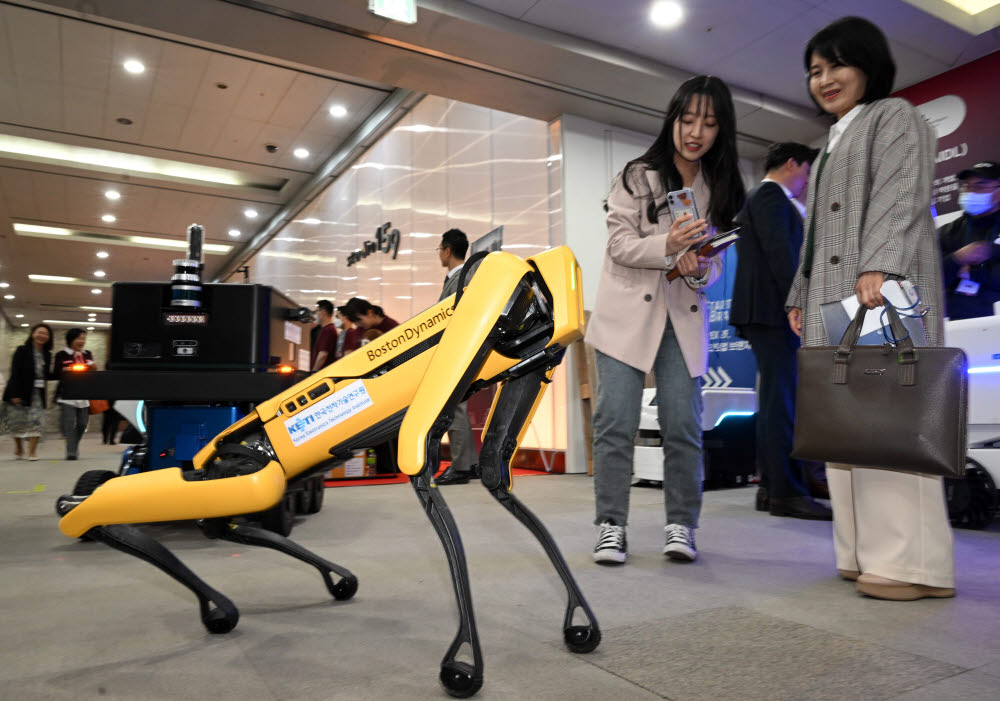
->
xmin=306 ymin=475 xmax=325 ymax=514
xmin=946 ymin=460 xmax=998 ymax=530
xmin=260 ymin=492 xmax=294 ymax=536
xmin=73 ymin=470 xmax=118 ymax=496
xmin=439 ymin=662 xmax=482 ymax=698
xmin=331 ymin=575 xmax=358 ymax=601
xmin=564 ymin=625 xmax=602 ymax=653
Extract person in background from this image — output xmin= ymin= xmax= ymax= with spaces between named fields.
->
xmin=344 ymin=297 xmax=399 ymax=340
xmin=586 ymin=75 xmax=746 ymax=565
xmin=939 ymin=161 xmax=1000 ymax=320
xmin=787 ymin=16 xmax=954 ymax=600
xmin=434 ymin=228 xmax=480 ymax=485
xmin=53 ymin=328 xmax=96 ymax=460
xmin=101 ymin=405 xmax=123 ymax=445
xmin=310 ymin=299 xmax=339 ymax=372
xmin=336 ymin=305 xmax=362 ymax=358
xmin=2 ymin=323 xmax=53 ymax=461
xmin=730 ymin=141 xmax=831 ymax=521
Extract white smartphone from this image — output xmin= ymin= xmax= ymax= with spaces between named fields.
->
xmin=666 ymin=188 xmax=700 ymax=223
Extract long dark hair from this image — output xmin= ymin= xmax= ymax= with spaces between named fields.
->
xmin=23 ymin=323 xmax=54 ymax=353
xmin=622 ymin=75 xmax=745 ymax=230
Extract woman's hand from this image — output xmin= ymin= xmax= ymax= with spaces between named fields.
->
xmin=855 ymin=271 xmax=886 ymax=309
xmin=676 ymin=251 xmax=710 ymax=278
xmin=10 ymin=398 xmax=22 ymax=406
xmin=665 ymin=213 xmax=709 ymax=256
xmin=788 ymin=308 xmax=802 ymax=337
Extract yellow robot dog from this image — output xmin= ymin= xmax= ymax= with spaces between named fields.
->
xmin=56 ymin=246 xmax=599 ymax=698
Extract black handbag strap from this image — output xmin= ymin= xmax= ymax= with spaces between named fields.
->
xmin=832 ymin=304 xmax=917 ymax=386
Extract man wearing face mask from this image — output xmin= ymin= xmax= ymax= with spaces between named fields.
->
xmin=939 ymin=162 xmax=1000 ymax=320
xmin=310 ymin=299 xmax=339 ymax=372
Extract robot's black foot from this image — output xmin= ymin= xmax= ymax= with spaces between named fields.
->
xmin=328 ymin=574 xmax=358 ymax=601
xmin=564 ymin=625 xmax=601 ymax=653
xmin=439 ymin=662 xmax=482 ymax=698
xmin=200 ymin=601 xmax=240 ymax=634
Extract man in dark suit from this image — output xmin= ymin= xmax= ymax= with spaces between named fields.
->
xmin=434 ymin=228 xmax=480 ymax=485
xmin=731 ymin=142 xmax=831 ymax=520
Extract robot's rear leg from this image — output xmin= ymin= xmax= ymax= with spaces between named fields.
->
xmin=410 ymin=431 xmax=483 ymax=699
xmin=200 ymin=519 xmax=358 ymax=600
xmin=479 ymin=367 xmax=601 ymax=654
xmin=88 ymin=524 xmax=239 ymax=634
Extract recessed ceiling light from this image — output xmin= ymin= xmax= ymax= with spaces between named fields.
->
xmin=96 ymin=251 xmax=109 ymax=258
xmin=101 ymin=214 xmax=116 ymax=223
xmin=244 ymin=208 xmax=258 ymax=219
xmin=116 ymin=117 xmax=133 ymax=125
xmin=302 ymin=218 xmax=320 ymax=225
xmin=228 ymin=229 xmax=241 ymax=238
xmin=15 ymin=314 xmax=24 ymax=318
xmin=91 ymin=289 xmax=102 ymax=294
xmin=293 ymin=148 xmax=310 ymax=159
xmin=650 ymin=0 xmax=684 ymax=28
xmin=86 ymin=326 xmax=95 ymax=331
xmin=94 ymin=270 xmax=106 ymax=278
xmin=29 ymin=275 xmax=77 ymax=282
xmin=328 ymin=104 xmax=348 ymax=118
xmin=105 ymin=190 xmax=121 ymax=200
xmin=3 ymin=294 xmax=14 ymax=299
xmin=0 ymin=282 xmax=8 ymax=288
xmin=123 ymin=59 xmax=145 ymax=74
xmin=21 ymin=323 xmax=28 ymax=327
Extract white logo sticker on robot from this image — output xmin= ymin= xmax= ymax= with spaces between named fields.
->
xmin=284 ymin=380 xmax=374 ymax=446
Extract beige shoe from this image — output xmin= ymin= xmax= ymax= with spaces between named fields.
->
xmin=856 ymin=573 xmax=955 ymax=601
xmin=837 ymin=569 xmax=860 ymax=581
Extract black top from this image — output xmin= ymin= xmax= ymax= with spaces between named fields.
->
xmin=730 ymin=181 xmax=804 ymax=331
xmin=2 ymin=345 xmax=51 ymax=407
xmin=939 ymin=210 xmax=1000 ymax=320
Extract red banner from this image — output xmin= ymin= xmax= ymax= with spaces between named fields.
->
xmin=894 ymin=50 xmax=1000 ymax=217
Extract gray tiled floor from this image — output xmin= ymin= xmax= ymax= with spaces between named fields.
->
xmin=2 ymin=436 xmax=998 ymax=700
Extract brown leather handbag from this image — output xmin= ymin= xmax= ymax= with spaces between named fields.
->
xmin=792 ymin=305 xmax=968 ymax=478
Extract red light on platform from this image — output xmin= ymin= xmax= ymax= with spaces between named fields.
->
xmin=278 ymin=365 xmax=294 ymax=374
xmin=70 ymin=364 xmax=88 ymax=371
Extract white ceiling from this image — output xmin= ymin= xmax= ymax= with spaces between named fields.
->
xmin=0 ymin=0 xmax=997 ymax=332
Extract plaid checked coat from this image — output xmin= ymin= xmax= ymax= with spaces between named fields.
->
xmin=786 ymin=98 xmax=943 ymax=347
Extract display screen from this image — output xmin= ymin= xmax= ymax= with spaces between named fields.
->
xmin=163 ymin=312 xmax=208 ymax=325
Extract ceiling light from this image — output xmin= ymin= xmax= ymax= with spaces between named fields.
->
xmin=293 ymin=148 xmax=310 ymax=159
xmin=96 ymin=251 xmax=109 ymax=258
xmin=87 ymin=326 xmax=95 ymax=331
xmin=101 ymin=214 xmax=116 ymax=223
xmin=650 ymin=0 xmax=684 ymax=28
xmin=227 ymin=229 xmax=241 ymax=238
xmin=44 ymin=319 xmax=111 ymax=327
xmin=0 ymin=282 xmax=8 ymax=287
xmin=105 ymin=190 xmax=121 ymax=200
xmin=91 ymin=289 xmax=102 ymax=294
xmin=128 ymin=236 xmax=231 ymax=253
xmin=29 ymin=274 xmax=77 ymax=282
xmin=21 ymin=323 xmax=28 ymax=327
xmin=94 ymin=271 xmax=106 ymax=278
xmin=13 ymin=224 xmax=71 ymax=236
xmin=328 ymin=104 xmax=348 ymax=118
xmin=80 ymin=306 xmax=111 ymax=312
xmin=0 ymin=135 xmax=281 ymax=188
xmin=302 ymin=218 xmax=320 ymax=225
xmin=3 ymin=294 xmax=14 ymax=299
xmin=13 ymin=223 xmax=231 ymax=254
xmin=244 ymin=208 xmax=258 ymax=219
xmin=15 ymin=314 xmax=24 ymax=318
xmin=123 ymin=59 xmax=146 ymax=74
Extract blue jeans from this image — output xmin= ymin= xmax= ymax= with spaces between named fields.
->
xmin=592 ymin=320 xmax=704 ymax=528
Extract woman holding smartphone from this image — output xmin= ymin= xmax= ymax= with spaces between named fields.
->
xmin=587 ymin=75 xmax=745 ymax=565
xmin=786 ymin=17 xmax=954 ymax=600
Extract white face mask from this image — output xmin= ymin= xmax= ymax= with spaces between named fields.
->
xmin=333 ymin=317 xmax=343 ymax=329
xmin=959 ymin=191 xmax=996 ymax=216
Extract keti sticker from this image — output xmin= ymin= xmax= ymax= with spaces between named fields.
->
xmin=284 ymin=380 xmax=373 ymax=446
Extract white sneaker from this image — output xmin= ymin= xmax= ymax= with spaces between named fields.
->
xmin=663 ymin=524 xmax=697 ymax=562
xmin=593 ymin=521 xmax=627 ymax=564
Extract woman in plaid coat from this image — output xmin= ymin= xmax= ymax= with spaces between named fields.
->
xmin=787 ymin=17 xmax=954 ymax=600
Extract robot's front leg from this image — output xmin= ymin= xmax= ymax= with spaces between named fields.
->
xmin=411 ymin=418 xmax=483 ymax=699
xmin=479 ymin=363 xmax=601 ymax=654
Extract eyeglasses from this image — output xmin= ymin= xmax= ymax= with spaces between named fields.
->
xmin=960 ymin=181 xmax=1000 ymax=194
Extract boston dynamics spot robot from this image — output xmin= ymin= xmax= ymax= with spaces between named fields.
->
xmin=56 ymin=246 xmax=600 ymax=698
